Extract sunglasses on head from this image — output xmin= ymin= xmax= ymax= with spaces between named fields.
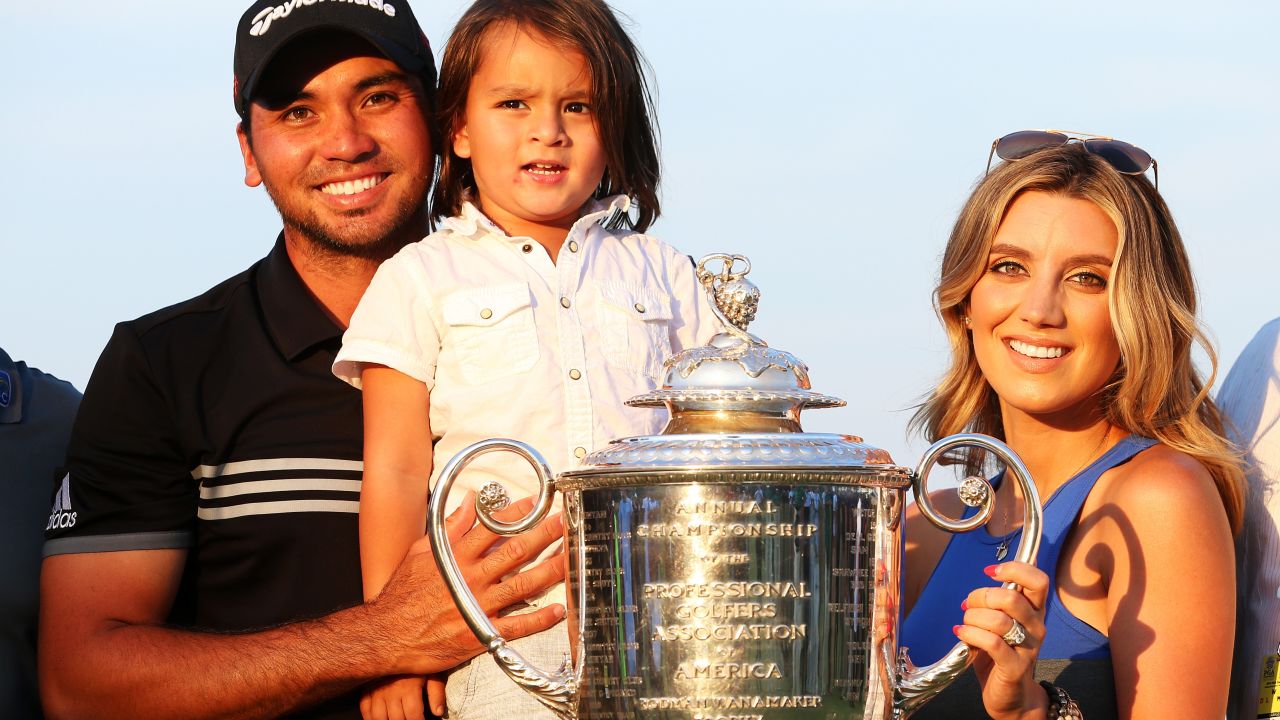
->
xmin=986 ymin=129 xmax=1158 ymax=189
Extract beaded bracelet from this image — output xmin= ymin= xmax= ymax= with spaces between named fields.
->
xmin=1039 ymin=681 xmax=1083 ymax=719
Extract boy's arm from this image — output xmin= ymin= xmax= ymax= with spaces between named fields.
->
xmin=358 ymin=364 xmax=435 ymax=719
xmin=360 ymin=364 xmax=435 ymax=601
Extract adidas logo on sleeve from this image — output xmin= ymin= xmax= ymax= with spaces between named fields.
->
xmin=46 ymin=474 xmax=77 ymax=530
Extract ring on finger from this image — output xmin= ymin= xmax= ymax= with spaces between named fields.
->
xmin=1002 ymin=618 xmax=1027 ymax=647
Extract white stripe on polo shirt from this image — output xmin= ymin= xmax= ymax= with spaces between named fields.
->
xmin=193 ymin=457 xmax=363 ymax=520
xmin=198 ymin=499 xmax=361 ymax=520
xmin=191 ymin=457 xmax=363 ymax=479
xmin=199 ymin=478 xmax=363 ymax=499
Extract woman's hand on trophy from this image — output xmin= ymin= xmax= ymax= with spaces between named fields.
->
xmin=367 ymin=493 xmax=567 ymax=679
xmin=957 ymin=561 xmax=1051 ymax=720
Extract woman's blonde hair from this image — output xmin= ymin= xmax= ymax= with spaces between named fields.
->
xmin=911 ymin=143 xmax=1244 ymax=533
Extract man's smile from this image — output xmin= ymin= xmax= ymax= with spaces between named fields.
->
xmin=319 ymin=173 xmax=388 ymax=196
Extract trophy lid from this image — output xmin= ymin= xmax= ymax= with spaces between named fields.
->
xmin=565 ymin=254 xmax=902 ymax=480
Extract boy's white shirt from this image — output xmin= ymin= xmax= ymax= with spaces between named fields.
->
xmin=334 ymin=195 xmax=723 ymax=606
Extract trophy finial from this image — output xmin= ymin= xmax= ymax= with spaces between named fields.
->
xmin=626 ymin=253 xmax=844 ymax=429
xmin=696 ymin=254 xmax=760 ymax=337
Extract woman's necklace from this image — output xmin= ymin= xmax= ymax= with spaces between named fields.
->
xmin=993 ymin=424 xmax=1113 ymax=561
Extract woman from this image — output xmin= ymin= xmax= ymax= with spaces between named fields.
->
xmin=901 ymin=135 xmax=1244 ymax=720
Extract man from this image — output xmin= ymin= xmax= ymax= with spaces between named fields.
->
xmin=1220 ymin=318 xmax=1280 ymax=720
xmin=38 ymin=3 xmax=564 ymax=719
xmin=1 ymin=349 xmax=80 ymax=719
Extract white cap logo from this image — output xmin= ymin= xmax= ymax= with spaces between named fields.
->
xmin=251 ymin=0 xmax=398 ymax=38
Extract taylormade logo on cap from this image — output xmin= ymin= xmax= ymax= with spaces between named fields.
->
xmin=250 ymin=0 xmax=398 ymax=38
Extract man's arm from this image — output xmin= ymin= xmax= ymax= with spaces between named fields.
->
xmin=39 ymin=502 xmax=566 ymax=720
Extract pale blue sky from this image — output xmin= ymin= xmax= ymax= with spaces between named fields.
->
xmin=3 ymin=0 xmax=1276 ymax=465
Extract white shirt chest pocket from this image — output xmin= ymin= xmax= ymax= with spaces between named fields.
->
xmin=595 ymin=283 xmax=674 ymax=381
xmin=441 ymin=283 xmax=540 ymax=384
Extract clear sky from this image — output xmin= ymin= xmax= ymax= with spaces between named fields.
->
xmin=4 ymin=0 xmax=1277 ymax=467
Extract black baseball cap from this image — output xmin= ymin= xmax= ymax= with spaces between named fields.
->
xmin=233 ymin=0 xmax=437 ymax=118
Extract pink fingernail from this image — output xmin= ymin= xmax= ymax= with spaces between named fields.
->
xmin=983 ymin=564 xmax=999 ymax=578
xmin=552 ymin=604 xmax=567 ymax=619
xmin=960 ymin=599 xmax=968 ymax=611
xmin=952 ymin=625 xmax=962 ymax=636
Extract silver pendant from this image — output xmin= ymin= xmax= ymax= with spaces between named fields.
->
xmin=995 ymin=540 xmax=1009 ymax=561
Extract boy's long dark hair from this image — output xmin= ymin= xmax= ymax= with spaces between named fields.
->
xmin=432 ymin=0 xmax=661 ymax=232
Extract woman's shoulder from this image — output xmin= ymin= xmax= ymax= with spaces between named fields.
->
xmin=1102 ymin=441 xmax=1216 ymax=501
xmin=1061 ymin=440 xmax=1232 ymax=628
xmin=1090 ymin=440 xmax=1225 ymax=534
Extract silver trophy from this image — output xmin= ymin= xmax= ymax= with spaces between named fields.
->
xmin=428 ymin=254 xmax=1042 ymax=719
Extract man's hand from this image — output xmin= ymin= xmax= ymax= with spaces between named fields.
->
xmin=368 ymin=494 xmax=567 ymax=677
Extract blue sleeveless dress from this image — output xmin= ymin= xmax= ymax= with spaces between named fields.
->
xmin=900 ymin=435 xmax=1156 ymax=719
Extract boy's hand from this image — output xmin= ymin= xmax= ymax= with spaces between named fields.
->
xmin=360 ymin=675 xmax=426 ymax=720
xmin=425 ymin=673 xmax=446 ymax=717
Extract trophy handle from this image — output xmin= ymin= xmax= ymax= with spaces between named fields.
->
xmin=426 ymin=438 xmax=578 ymax=719
xmin=892 ymin=433 xmax=1042 ymax=716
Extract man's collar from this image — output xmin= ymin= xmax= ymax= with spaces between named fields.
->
xmin=0 ymin=347 xmax=24 ymax=424
xmin=257 ymin=234 xmax=344 ymax=361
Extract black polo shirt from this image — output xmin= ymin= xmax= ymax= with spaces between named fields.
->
xmin=46 ymin=236 xmax=364 ymax=720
